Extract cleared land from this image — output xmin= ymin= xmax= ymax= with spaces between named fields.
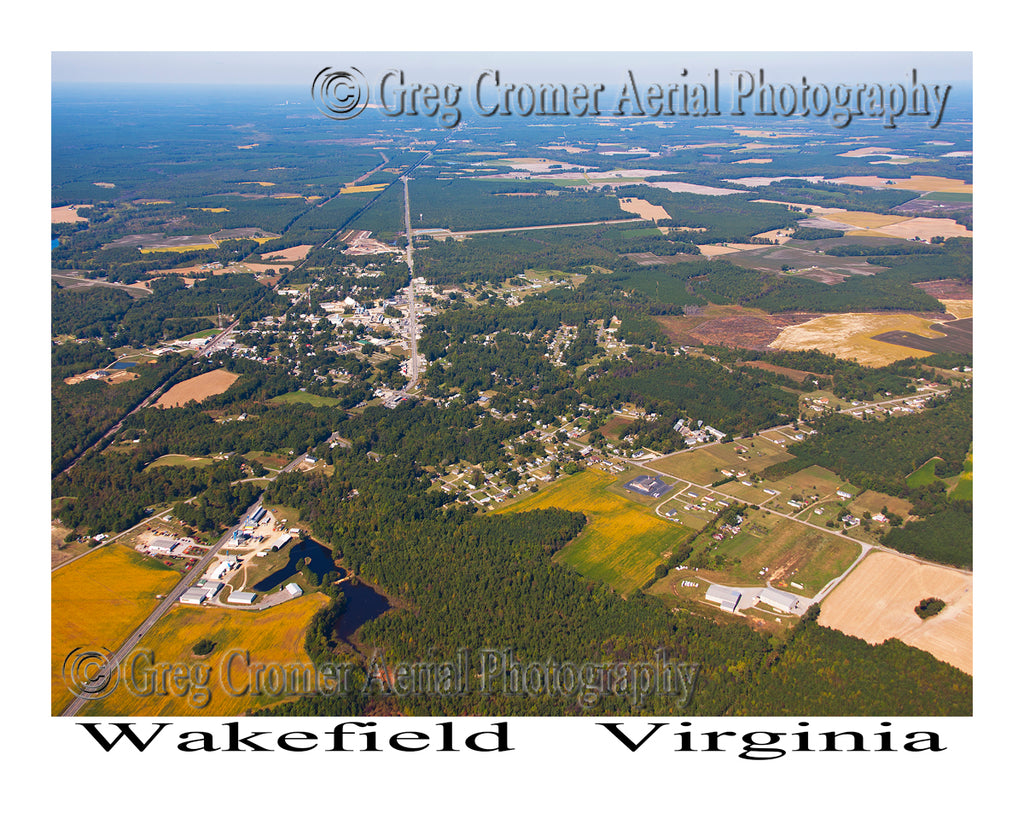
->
xmin=259 ymin=244 xmax=313 ymax=262
xmin=828 ymin=175 xmax=973 ymax=194
xmin=52 ymin=545 xmax=181 ymax=714
xmin=770 ymin=313 xmax=949 ymax=365
xmin=819 ymin=551 xmax=972 ymax=674
xmin=689 ymin=508 xmax=860 ymax=596
xmin=873 ymin=317 xmax=972 ymax=356
xmin=77 ymin=593 xmax=330 ymax=717
xmin=854 ymin=216 xmax=972 ymax=241
xmin=618 ymin=197 xmax=670 ymax=221
xmin=155 ymin=369 xmax=239 ymax=408
xmin=651 ymin=437 xmax=792 ymax=485
xmin=146 ymin=454 xmax=215 ymax=470
xmin=51 ymin=205 xmax=90 ymax=223
xmin=270 ymin=391 xmax=340 ymax=407
xmin=655 ymin=306 xmax=823 ymax=351
xmin=500 ymin=468 xmax=689 ymax=595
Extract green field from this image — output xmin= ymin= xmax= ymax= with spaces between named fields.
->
xmin=685 ymin=508 xmax=861 ymax=596
xmin=269 ymin=391 xmax=340 ymax=407
xmin=145 ymin=453 xmax=215 ymax=470
xmin=651 ymin=437 xmax=793 ymax=485
xmin=950 ymin=449 xmax=973 ymax=500
xmin=500 ymin=468 xmax=691 ymax=595
xmin=921 ymin=191 xmax=973 ymax=202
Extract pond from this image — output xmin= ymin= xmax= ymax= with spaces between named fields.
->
xmin=252 ymin=538 xmax=392 ymax=640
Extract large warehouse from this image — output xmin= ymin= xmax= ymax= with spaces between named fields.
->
xmin=705 ymin=585 xmax=742 ymax=612
xmin=758 ymin=587 xmax=800 ymax=613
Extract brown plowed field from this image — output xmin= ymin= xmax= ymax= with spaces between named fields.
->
xmin=913 ymin=279 xmax=973 ymax=300
xmin=873 ymin=317 xmax=973 ymax=355
xmin=656 ymin=308 xmax=823 ymax=350
xmin=819 ymin=551 xmax=972 ymax=674
xmin=154 ymin=369 xmax=239 ymax=408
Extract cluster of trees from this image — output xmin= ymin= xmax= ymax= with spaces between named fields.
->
xmin=585 ymin=351 xmax=797 ymax=438
xmin=256 ymin=446 xmax=970 ymax=716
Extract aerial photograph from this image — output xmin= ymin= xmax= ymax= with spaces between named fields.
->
xmin=50 ymin=51 xmax=974 ymax=728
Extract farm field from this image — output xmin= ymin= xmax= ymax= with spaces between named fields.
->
xmin=155 ymin=368 xmax=238 ymax=408
xmin=819 ymin=551 xmax=972 ymax=674
xmin=829 ymin=174 xmax=973 ymax=193
xmin=77 ymin=593 xmax=330 ymax=717
xmin=500 ymin=468 xmax=690 ymax=595
xmin=651 ymin=437 xmax=792 ymax=486
xmin=688 ymin=507 xmax=861 ymax=595
xmin=259 ymin=244 xmax=313 ymax=262
xmin=770 ymin=312 xmax=948 ymax=365
xmin=52 ymin=544 xmax=181 ymax=714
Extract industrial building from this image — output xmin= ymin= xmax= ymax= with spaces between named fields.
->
xmin=268 ymin=533 xmax=293 ymax=552
xmin=284 ymin=582 xmax=303 ymax=598
xmin=623 ymin=474 xmax=672 ymax=498
xmin=226 ymin=591 xmax=257 ymax=605
xmin=757 ymin=587 xmax=800 ymax=613
xmin=179 ymin=581 xmax=223 ymax=605
xmin=705 ymin=585 xmax=742 ymax=612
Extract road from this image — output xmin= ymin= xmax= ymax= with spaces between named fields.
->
xmin=199 ymin=319 xmax=239 ymax=357
xmin=402 ymin=175 xmax=419 ymax=390
xmin=59 ymin=451 xmax=311 ymax=717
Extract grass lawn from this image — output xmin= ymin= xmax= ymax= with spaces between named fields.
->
xmin=269 ymin=391 xmax=340 ymax=407
xmin=651 ymin=437 xmax=792 ymax=485
xmin=145 ymin=454 xmax=215 ymax=470
xmin=499 ymin=468 xmax=692 ymax=595
xmin=52 ymin=544 xmax=181 ymax=714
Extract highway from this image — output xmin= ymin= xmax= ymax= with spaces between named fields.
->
xmin=402 ymin=175 xmax=419 ymax=390
xmin=60 ymin=450 xmax=311 ymax=717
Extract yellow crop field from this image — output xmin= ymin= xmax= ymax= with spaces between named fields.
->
xmin=52 ymin=545 xmax=181 ymax=714
xmin=77 ymin=593 xmax=330 ymax=717
xmin=500 ymin=469 xmax=688 ymax=594
xmin=339 ymin=183 xmax=388 ymax=194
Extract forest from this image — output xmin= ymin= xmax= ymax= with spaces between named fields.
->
xmin=255 ymin=447 xmax=970 ymax=717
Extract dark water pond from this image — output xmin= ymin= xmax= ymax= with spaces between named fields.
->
xmin=252 ymin=538 xmax=392 ymax=639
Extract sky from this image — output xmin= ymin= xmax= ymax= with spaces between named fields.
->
xmin=51 ymin=51 xmax=972 ymax=89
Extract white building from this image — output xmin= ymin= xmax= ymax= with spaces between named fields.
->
xmin=284 ymin=582 xmax=303 ymax=598
xmin=758 ymin=587 xmax=800 ymax=613
xmin=705 ymin=585 xmax=742 ymax=612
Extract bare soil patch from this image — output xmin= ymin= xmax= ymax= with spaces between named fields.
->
xmin=155 ymin=369 xmax=239 ymax=408
xmin=819 ymin=551 xmax=972 ymax=674
xmin=913 ymin=280 xmax=973 ymax=300
xmin=259 ymin=244 xmax=313 ymax=262
xmin=51 ymin=205 xmax=90 ymax=223
xmin=656 ymin=308 xmax=823 ymax=351
xmin=618 ymin=197 xmax=671 ymax=221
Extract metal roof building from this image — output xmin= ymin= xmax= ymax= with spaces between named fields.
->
xmin=758 ymin=587 xmax=800 ymax=613
xmin=226 ymin=591 xmax=257 ymax=605
xmin=284 ymin=582 xmax=303 ymax=598
xmin=705 ymin=585 xmax=742 ymax=612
